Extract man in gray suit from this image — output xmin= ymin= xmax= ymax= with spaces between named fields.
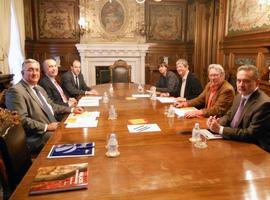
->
xmin=207 ymin=65 xmax=270 ymax=152
xmin=5 ymin=59 xmax=84 ymax=154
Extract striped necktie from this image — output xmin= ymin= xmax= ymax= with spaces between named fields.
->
xmin=33 ymin=86 xmax=57 ymax=122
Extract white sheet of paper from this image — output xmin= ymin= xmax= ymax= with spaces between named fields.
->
xmin=132 ymin=94 xmax=151 ymax=98
xmin=77 ymin=99 xmax=99 ymax=107
xmin=66 ymin=120 xmax=98 ymax=128
xmin=156 ymin=97 xmax=176 ymax=103
xmin=200 ymin=129 xmax=222 ymax=140
xmin=80 ymin=96 xmax=102 ymax=100
xmin=127 ymin=124 xmax=161 ymax=133
xmin=174 ymin=107 xmax=198 ymax=118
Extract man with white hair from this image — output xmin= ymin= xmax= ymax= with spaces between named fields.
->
xmin=175 ymin=64 xmax=235 ymax=118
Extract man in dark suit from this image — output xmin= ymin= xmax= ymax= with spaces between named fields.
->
xmin=161 ymin=59 xmax=202 ymax=99
xmin=5 ymin=59 xmax=84 ymax=154
xmin=61 ymin=60 xmax=98 ymax=98
xmin=39 ymin=59 xmax=77 ymax=120
xmin=39 ymin=59 xmax=77 ymax=106
xmin=207 ymin=65 xmax=270 ymax=152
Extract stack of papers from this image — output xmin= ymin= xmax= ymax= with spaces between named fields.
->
xmin=65 ymin=111 xmax=99 ymax=128
xmin=127 ymin=124 xmax=161 ymax=133
xmin=77 ymin=96 xmax=102 ymax=107
xmin=174 ymin=107 xmax=198 ymax=118
xmin=200 ymin=129 xmax=222 ymax=140
xmin=156 ymin=97 xmax=176 ymax=103
xmin=132 ymin=94 xmax=151 ymax=98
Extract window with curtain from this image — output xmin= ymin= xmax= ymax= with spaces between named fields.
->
xmin=8 ymin=0 xmax=24 ymax=84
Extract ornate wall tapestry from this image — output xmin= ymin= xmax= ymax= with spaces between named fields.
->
xmin=147 ymin=4 xmax=184 ymax=42
xmin=38 ymin=1 xmax=77 ymax=39
xmin=80 ymin=0 xmax=144 ymax=43
xmin=227 ymin=0 xmax=270 ymax=36
xmin=101 ymin=1 xmax=125 ymax=33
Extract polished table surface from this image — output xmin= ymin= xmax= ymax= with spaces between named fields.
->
xmin=11 ymin=83 xmax=270 ymax=200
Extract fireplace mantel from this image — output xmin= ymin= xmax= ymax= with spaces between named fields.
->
xmin=76 ymin=43 xmax=150 ymax=86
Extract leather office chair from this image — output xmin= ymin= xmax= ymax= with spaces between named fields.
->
xmin=0 ymin=123 xmax=32 ymax=199
xmin=110 ymin=60 xmax=131 ymax=83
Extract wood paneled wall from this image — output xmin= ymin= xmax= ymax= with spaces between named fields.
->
xmin=217 ymin=0 xmax=270 ymax=96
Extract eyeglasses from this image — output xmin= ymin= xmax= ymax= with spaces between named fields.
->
xmin=24 ymin=68 xmax=40 ymax=73
xmin=209 ymin=74 xmax=221 ymax=78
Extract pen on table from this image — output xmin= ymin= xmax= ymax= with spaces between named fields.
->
xmin=137 ymin=126 xmax=150 ymax=132
xmin=134 ymin=125 xmax=145 ymax=130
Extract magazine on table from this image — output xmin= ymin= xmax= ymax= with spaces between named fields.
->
xmin=47 ymin=142 xmax=95 ymax=158
xmin=29 ymin=163 xmax=88 ymax=195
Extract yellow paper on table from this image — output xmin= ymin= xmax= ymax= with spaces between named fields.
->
xmin=128 ymin=118 xmax=147 ymax=124
xmin=126 ymin=97 xmax=137 ymax=100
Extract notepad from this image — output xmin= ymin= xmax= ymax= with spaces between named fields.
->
xmin=174 ymin=107 xmax=198 ymax=118
xmin=156 ymin=97 xmax=176 ymax=103
xmin=128 ymin=118 xmax=147 ymax=124
xmin=200 ymin=129 xmax=222 ymax=140
xmin=127 ymin=124 xmax=161 ymax=133
xmin=132 ymin=94 xmax=151 ymax=98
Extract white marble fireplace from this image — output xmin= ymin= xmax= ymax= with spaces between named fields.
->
xmin=76 ymin=43 xmax=150 ymax=86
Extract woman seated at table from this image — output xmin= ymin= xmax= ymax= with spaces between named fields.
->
xmin=154 ymin=62 xmax=179 ymax=96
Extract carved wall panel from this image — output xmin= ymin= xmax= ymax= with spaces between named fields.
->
xmin=37 ymin=0 xmax=79 ymax=40
xmin=24 ymin=0 xmax=34 ymax=40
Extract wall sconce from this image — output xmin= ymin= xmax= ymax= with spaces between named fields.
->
xmin=78 ymin=17 xmax=91 ymax=36
xmin=136 ymin=22 xmax=146 ymax=36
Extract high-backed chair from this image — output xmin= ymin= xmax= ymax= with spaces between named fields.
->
xmin=0 ymin=123 xmax=32 ymax=199
xmin=110 ymin=60 xmax=131 ymax=83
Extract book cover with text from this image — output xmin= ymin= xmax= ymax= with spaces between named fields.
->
xmin=47 ymin=143 xmax=95 ymax=158
xmin=29 ymin=163 xmax=88 ymax=195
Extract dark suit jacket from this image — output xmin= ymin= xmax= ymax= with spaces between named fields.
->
xmin=5 ymin=80 xmax=71 ymax=135
xmin=173 ymin=72 xmax=202 ymax=99
xmin=188 ymin=80 xmax=235 ymax=117
xmin=61 ymin=71 xmax=91 ymax=98
xmin=219 ymin=90 xmax=270 ymax=152
xmin=39 ymin=76 xmax=68 ymax=106
xmin=155 ymin=71 xmax=179 ymax=95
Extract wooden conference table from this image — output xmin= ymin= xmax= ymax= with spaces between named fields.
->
xmin=11 ymin=83 xmax=270 ymax=200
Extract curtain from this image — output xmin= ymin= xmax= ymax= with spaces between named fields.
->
xmin=0 ymin=0 xmax=11 ymax=74
xmin=12 ymin=0 xmax=25 ymax=57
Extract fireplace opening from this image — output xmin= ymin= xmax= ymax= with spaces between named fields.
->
xmin=96 ymin=66 xmax=110 ymax=84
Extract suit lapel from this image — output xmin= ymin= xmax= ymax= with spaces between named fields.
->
xmin=70 ymin=71 xmax=78 ymax=89
xmin=233 ymin=91 xmax=259 ymax=127
xmin=21 ymin=80 xmax=43 ymax=108
xmin=237 ymin=90 xmax=258 ymax=126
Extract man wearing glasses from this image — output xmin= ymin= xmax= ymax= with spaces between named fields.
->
xmin=174 ymin=64 xmax=235 ymax=118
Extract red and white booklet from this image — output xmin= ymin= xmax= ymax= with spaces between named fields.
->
xmin=29 ymin=163 xmax=88 ymax=195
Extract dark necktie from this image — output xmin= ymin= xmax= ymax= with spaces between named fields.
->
xmin=75 ymin=76 xmax=79 ymax=89
xmin=33 ymin=86 xmax=56 ymax=122
xmin=230 ymin=97 xmax=246 ymax=128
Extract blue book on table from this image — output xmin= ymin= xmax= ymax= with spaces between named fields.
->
xmin=47 ymin=142 xmax=95 ymax=158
